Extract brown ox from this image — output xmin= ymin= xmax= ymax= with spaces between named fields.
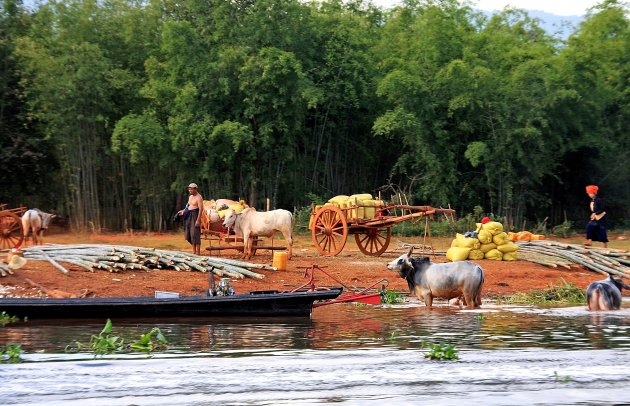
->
xmin=21 ymin=209 xmax=56 ymax=246
xmin=222 ymin=208 xmax=293 ymax=260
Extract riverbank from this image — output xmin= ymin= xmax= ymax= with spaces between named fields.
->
xmin=1 ymin=232 xmax=627 ymax=300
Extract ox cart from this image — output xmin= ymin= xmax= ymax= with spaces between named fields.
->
xmin=199 ymin=206 xmax=286 ymax=256
xmin=0 ymin=204 xmax=25 ymax=249
xmin=309 ymin=200 xmax=455 ymax=257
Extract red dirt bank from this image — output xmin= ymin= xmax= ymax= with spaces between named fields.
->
xmin=0 ymin=233 xmax=611 ymax=300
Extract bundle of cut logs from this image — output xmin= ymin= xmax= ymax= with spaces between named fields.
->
xmin=18 ymin=244 xmax=272 ymax=279
xmin=516 ymin=240 xmax=630 ymax=279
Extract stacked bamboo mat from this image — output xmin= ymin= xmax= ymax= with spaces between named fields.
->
xmin=19 ymin=244 xmax=273 ymax=279
xmin=517 ymin=241 xmax=630 ymax=278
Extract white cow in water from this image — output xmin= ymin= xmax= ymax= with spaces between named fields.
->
xmin=222 ymin=207 xmax=293 ymax=260
xmin=21 ymin=209 xmax=56 ymax=246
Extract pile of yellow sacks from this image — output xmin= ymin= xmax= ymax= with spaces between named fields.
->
xmin=446 ymin=221 xmax=519 ymax=262
xmin=318 ymin=194 xmax=385 ymax=220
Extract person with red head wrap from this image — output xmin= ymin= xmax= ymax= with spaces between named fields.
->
xmin=585 ymin=185 xmax=608 ymax=248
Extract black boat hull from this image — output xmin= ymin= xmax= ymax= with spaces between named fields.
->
xmin=0 ymin=289 xmax=343 ymax=319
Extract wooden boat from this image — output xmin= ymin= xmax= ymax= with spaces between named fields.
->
xmin=0 ymin=288 xmax=343 ymax=319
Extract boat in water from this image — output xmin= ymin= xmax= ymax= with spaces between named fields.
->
xmin=0 ymin=288 xmax=343 ymax=320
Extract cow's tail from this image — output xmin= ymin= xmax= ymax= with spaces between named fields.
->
xmin=474 ymin=265 xmax=484 ymax=307
xmin=587 ymin=285 xmax=611 ymax=311
xmin=289 ymin=211 xmax=294 ymax=240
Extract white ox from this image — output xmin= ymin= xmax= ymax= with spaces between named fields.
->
xmin=21 ymin=209 xmax=56 ymax=246
xmin=222 ymin=208 xmax=293 ymax=260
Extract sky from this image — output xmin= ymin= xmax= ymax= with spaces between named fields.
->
xmin=370 ymin=0 xmax=603 ymax=16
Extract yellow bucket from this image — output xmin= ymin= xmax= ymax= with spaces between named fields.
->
xmin=272 ymin=251 xmax=288 ymax=271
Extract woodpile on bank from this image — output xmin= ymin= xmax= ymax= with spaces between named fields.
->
xmin=517 ymin=240 xmax=630 ymax=279
xmin=18 ymin=244 xmax=272 ymax=279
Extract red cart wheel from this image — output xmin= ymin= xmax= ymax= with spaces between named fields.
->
xmin=355 ymin=227 xmax=392 ymax=256
xmin=0 ymin=211 xmax=24 ymax=249
xmin=311 ymin=206 xmax=348 ymax=256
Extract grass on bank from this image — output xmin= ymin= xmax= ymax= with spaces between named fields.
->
xmin=496 ymin=279 xmax=586 ymax=306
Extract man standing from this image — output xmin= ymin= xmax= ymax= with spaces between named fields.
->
xmin=179 ymin=183 xmax=204 ymax=255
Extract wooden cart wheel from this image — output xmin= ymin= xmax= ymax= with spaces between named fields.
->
xmin=355 ymin=227 xmax=392 ymax=256
xmin=0 ymin=211 xmax=24 ymax=249
xmin=311 ymin=206 xmax=348 ymax=256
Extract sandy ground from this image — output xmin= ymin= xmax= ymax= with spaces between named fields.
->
xmin=2 ymin=231 xmax=624 ymax=301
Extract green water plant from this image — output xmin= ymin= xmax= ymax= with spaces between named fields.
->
xmin=0 ymin=311 xmax=21 ymax=326
xmin=497 ymin=280 xmax=585 ymax=306
xmin=1 ymin=344 xmax=24 ymax=363
xmin=129 ymin=327 xmax=168 ymax=353
xmin=554 ymin=371 xmax=573 ymax=382
xmin=424 ymin=342 xmax=459 ymax=361
xmin=70 ymin=319 xmax=169 ymax=355
xmin=380 ymin=289 xmax=406 ymax=304
xmin=74 ymin=318 xmax=125 ymax=355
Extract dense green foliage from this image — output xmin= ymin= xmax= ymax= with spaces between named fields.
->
xmin=1 ymin=0 xmax=628 ymax=231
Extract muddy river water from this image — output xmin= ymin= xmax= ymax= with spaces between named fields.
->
xmin=1 ymin=301 xmax=630 ymax=405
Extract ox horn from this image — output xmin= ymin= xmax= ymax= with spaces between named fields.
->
xmin=407 ymin=246 xmax=414 ymax=256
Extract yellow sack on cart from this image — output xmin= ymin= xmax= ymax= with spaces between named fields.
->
xmin=350 ymin=193 xmax=373 ymax=202
xmin=217 ymin=200 xmax=248 ymax=219
xmin=327 ymin=195 xmax=349 ymax=207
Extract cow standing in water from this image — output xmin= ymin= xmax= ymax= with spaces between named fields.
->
xmin=21 ymin=209 xmax=56 ymax=246
xmin=586 ymin=275 xmax=629 ymax=311
xmin=387 ymin=248 xmax=484 ymax=309
xmin=222 ymin=208 xmax=293 ymax=260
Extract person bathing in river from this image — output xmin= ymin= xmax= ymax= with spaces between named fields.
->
xmin=178 ymin=183 xmax=204 ymax=255
xmin=584 ymin=184 xmax=608 ymax=248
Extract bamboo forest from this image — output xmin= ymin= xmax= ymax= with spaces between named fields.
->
xmin=0 ymin=0 xmax=628 ymax=232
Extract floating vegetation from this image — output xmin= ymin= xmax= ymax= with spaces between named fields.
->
xmin=0 ymin=311 xmax=21 ymax=327
xmin=496 ymin=280 xmax=586 ymax=306
xmin=380 ymin=289 xmax=406 ymax=304
xmin=129 ymin=327 xmax=168 ymax=353
xmin=1 ymin=344 xmax=23 ymax=363
xmin=554 ymin=371 xmax=573 ymax=382
xmin=68 ymin=319 xmax=168 ymax=356
xmin=424 ymin=342 xmax=459 ymax=361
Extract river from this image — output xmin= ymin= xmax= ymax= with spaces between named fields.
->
xmin=1 ymin=300 xmax=630 ymax=405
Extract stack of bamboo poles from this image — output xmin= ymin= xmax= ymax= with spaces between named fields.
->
xmin=517 ymin=240 xmax=630 ymax=279
xmin=20 ymin=244 xmax=273 ymax=279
